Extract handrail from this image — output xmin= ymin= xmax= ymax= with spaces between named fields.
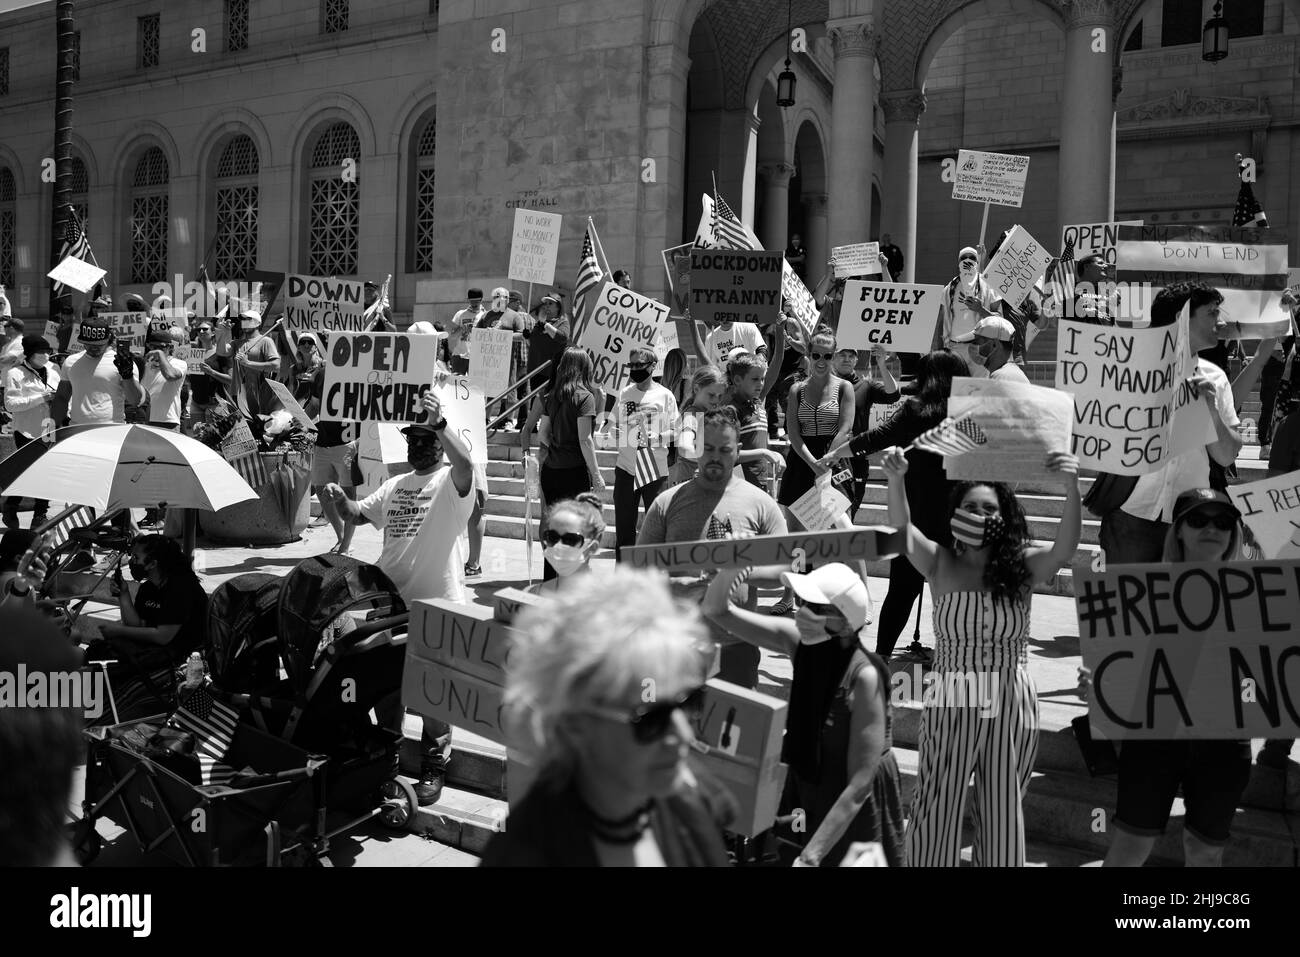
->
xmin=486 ymin=375 xmax=551 ymax=434
xmin=484 ymin=359 xmax=553 ymax=413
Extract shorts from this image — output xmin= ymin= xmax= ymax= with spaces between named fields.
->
xmin=312 ymin=441 xmax=364 ymax=487
xmin=1114 ymin=739 xmax=1252 ymax=845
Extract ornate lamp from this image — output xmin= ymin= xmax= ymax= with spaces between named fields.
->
xmin=777 ymin=0 xmax=796 ymax=107
xmin=1202 ymin=0 xmax=1229 ymax=63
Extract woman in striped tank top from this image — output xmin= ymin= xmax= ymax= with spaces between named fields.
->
xmin=880 ymin=446 xmax=1081 ymax=867
xmin=778 ymin=327 xmax=855 ymax=512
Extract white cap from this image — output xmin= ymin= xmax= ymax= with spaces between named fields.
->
xmin=408 ymin=320 xmax=438 ymax=335
xmin=779 ymin=563 xmax=870 ymax=631
xmin=972 ymin=315 xmax=1015 ymax=342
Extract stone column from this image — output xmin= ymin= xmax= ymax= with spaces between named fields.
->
xmin=644 ymin=42 xmax=692 ymax=304
xmin=804 ymin=193 xmax=830 ymax=287
xmin=741 ymin=112 xmax=761 ymax=228
xmin=1109 ymin=63 xmax=1123 ymax=221
xmin=880 ymin=89 xmax=926 ymax=282
xmin=826 ymin=18 xmax=876 ymax=249
xmin=1057 ymin=0 xmax=1116 ymax=229
xmin=759 ymin=162 xmax=796 ymax=252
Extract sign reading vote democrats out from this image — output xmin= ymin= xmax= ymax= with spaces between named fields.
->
xmin=285 ymin=275 xmax=366 ymax=334
xmin=321 ymin=332 xmax=440 ymax=425
xmin=578 ymin=282 xmax=671 ymax=395
xmin=983 ymin=225 xmax=1053 ymax=310
xmin=838 ymin=281 xmax=944 ymax=353
xmin=951 ymin=149 xmax=1031 ymax=208
xmin=689 ymin=249 xmax=783 ymax=327
xmin=507 ymin=208 xmax=563 ymax=285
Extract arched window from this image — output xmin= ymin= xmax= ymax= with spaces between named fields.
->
xmin=130 ymin=146 xmax=169 ymax=284
xmin=214 ymin=135 xmax=259 ymax=281
xmin=410 ymin=114 xmax=436 ymax=273
xmin=307 ymin=122 xmax=360 ymax=276
xmin=0 ymin=167 xmax=15 ymax=289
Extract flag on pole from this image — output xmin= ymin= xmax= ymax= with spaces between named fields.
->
xmin=53 ymin=208 xmax=91 ymax=294
xmin=1233 ymin=179 xmax=1268 ymax=228
xmin=712 ymin=192 xmax=760 ymax=251
xmin=634 ymin=444 xmax=663 ymax=492
xmin=365 ymin=274 xmax=392 ymax=329
xmin=909 ymin=416 xmax=989 ymax=458
xmin=1044 ymin=235 xmax=1077 ymax=317
xmin=168 ymin=686 xmax=238 ymax=786
xmin=572 ymin=224 xmax=604 ymax=341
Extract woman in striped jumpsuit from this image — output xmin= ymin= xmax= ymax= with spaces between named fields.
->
xmin=880 ymin=446 xmax=1081 ymax=866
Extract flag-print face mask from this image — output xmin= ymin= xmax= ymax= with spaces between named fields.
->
xmin=951 ymin=510 xmax=1004 ymax=549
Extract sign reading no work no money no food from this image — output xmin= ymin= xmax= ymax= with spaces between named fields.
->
xmin=508 ymin=209 xmax=563 ymax=286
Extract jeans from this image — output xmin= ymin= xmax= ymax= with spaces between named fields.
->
xmin=1099 ymin=509 xmax=1168 ymax=565
xmin=613 ymin=467 xmax=665 ymax=561
xmin=539 ymin=464 xmax=593 ymax=580
xmin=421 ymin=718 xmax=452 ymax=769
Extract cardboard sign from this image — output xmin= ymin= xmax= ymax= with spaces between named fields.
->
xmin=1056 ymin=316 xmax=1214 ymax=475
xmin=662 ymin=242 xmax=695 ymax=309
xmin=1228 ymin=470 xmax=1300 ymax=559
xmin=265 ymin=378 xmax=315 ymax=432
xmin=493 ymin=587 xmax=548 ymax=624
xmin=1061 ymin=221 xmax=1144 ymax=266
xmin=623 ymin=527 xmax=901 ymax=574
xmin=44 ymin=321 xmax=62 ymax=345
xmin=1076 ymin=560 xmax=1300 ymax=739
xmin=952 ymin=149 xmax=1031 ymax=208
xmin=789 ymin=475 xmax=850 ymax=532
xmin=469 ymin=327 xmax=514 ymax=399
xmin=690 ymin=679 xmax=788 ymax=837
xmin=173 ymin=345 xmax=210 ymax=375
xmin=402 ymin=654 xmax=506 ymax=744
xmin=832 ymin=243 xmax=881 ymax=279
xmin=781 ymin=262 xmax=820 ymax=340
xmin=48 ymin=256 xmax=106 ymax=293
xmin=983 ymin=225 xmax=1053 ymax=309
xmin=838 ymin=282 xmax=944 ymax=354
xmin=689 ymin=249 xmax=783 ymax=327
xmin=944 ymin=379 xmax=1074 ymax=483
xmin=320 ymin=332 xmax=441 ymax=424
xmin=408 ymin=600 xmax=511 ymax=685
xmin=285 ymin=275 xmax=366 ymax=334
xmin=220 ymin=419 xmax=259 ymax=459
xmin=868 ymin=396 xmax=905 ymax=432
xmin=432 ymin=374 xmax=488 ymax=465
xmin=578 ymin=282 xmax=670 ymax=396
xmin=508 ymin=208 xmax=563 ymax=285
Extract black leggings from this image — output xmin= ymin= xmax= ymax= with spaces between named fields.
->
xmin=613 ymin=468 xmax=665 ymax=561
xmin=875 ymin=555 xmax=924 ymax=659
xmin=539 ymin=464 xmax=592 ymax=581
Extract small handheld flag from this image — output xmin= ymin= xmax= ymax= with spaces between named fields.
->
xmin=907 ymin=415 xmax=988 ymax=458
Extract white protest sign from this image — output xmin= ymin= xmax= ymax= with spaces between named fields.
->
xmin=789 ymin=475 xmax=850 ymax=532
xmin=508 ymin=208 xmax=563 ymax=285
xmin=983 ymin=225 xmax=1053 ymax=309
xmin=47 ymin=256 xmax=106 ymax=293
xmin=944 ymin=379 xmax=1074 ymax=483
xmin=1056 ymin=315 xmax=1214 ymax=475
xmin=832 ymin=243 xmax=881 ymax=279
xmin=781 ymin=262 xmax=820 ymax=340
xmin=838 ymin=282 xmax=944 ymax=354
xmin=265 ymin=378 xmax=315 ymax=432
xmin=1228 ymin=470 xmax=1300 ymax=559
xmin=285 ymin=275 xmax=367 ymax=334
xmin=433 ymin=375 xmax=488 ymax=465
xmin=578 ymin=282 xmax=670 ymax=396
xmin=321 ymin=332 xmax=441 ymax=424
xmin=469 ymin=328 xmax=514 ymax=399
xmin=174 ymin=345 xmax=210 ymax=375
xmin=1061 ymin=221 xmax=1144 ymax=266
xmin=44 ymin=321 xmax=61 ymax=344
xmin=952 ymin=150 xmax=1031 ymax=208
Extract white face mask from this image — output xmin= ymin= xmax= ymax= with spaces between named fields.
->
xmin=544 ymin=543 xmax=588 ymax=577
xmin=492 ymin=296 xmax=508 ymax=312
xmin=794 ymin=607 xmax=834 ymax=645
xmin=28 ymin=354 xmax=49 ymax=369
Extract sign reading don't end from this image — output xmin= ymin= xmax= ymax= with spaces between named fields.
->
xmin=689 ymin=249 xmax=783 ymax=327
xmin=837 ymin=282 xmax=944 ymax=353
xmin=321 ymin=332 xmax=440 ymax=424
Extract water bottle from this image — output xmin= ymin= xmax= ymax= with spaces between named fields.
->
xmin=179 ymin=652 xmax=206 ymax=698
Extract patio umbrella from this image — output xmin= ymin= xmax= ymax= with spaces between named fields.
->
xmin=3 ymin=424 xmax=258 ymax=512
xmin=0 ymin=423 xmax=113 ymax=490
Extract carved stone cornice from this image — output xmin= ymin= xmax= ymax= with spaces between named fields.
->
xmin=804 ymin=193 xmax=829 ymax=214
xmin=1059 ymin=0 xmax=1116 ymax=30
xmin=759 ymin=162 xmax=797 ymax=185
xmin=829 ymin=20 xmax=877 ymax=60
xmin=1112 ymin=65 xmax=1123 ymax=105
xmin=1116 ymin=89 xmax=1271 ymax=141
xmin=880 ymin=90 xmax=927 ymax=124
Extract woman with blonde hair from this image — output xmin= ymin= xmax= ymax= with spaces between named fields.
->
xmin=481 ymin=567 xmax=733 ymax=866
xmin=529 ymin=493 xmax=605 ymax=596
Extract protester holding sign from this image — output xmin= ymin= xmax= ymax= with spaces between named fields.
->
xmin=306 ymin=375 xmax=360 ymax=555
xmin=2 ymin=337 xmax=60 ymax=530
xmin=938 ymin=246 xmax=999 ymax=377
xmin=1096 ymin=489 xmax=1251 ymax=868
xmin=538 ymin=348 xmax=604 ymax=580
xmin=227 ymin=309 xmax=281 ymax=418
xmin=612 ymin=348 xmax=678 ymax=560
xmin=482 ymin=568 xmax=731 ymax=866
xmin=701 ymin=562 xmax=903 ymax=867
xmin=882 ymin=446 xmax=1081 ymax=867
xmin=478 ymin=287 xmax=532 ymax=431
xmin=528 ymin=493 xmax=606 ymax=597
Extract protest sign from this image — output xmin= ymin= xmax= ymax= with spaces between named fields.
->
xmin=402 ymin=654 xmax=506 ymax=745
xmin=1076 ymin=559 xmax=1300 ymax=739
xmin=1115 ymin=224 xmax=1292 ymax=339
xmin=173 ymin=344 xmax=210 ymax=375
xmin=691 ymin=680 xmax=788 ymax=837
xmin=493 ymin=587 xmax=547 ymax=624
xmin=578 ymin=281 xmax=671 ymax=395
xmin=832 ymin=242 xmax=881 ymax=279
xmin=838 ymin=281 xmax=944 ymax=353
xmin=1061 ymin=221 xmax=1144 ymax=266
xmin=432 ymin=374 xmax=488 ymax=465
xmin=320 ymin=332 xmax=440 ymax=424
xmin=944 ymin=379 xmax=1074 ymax=483
xmin=689 ymin=249 xmax=783 ymax=327
xmin=44 ymin=321 xmax=61 ymax=345
xmin=789 ymin=476 xmax=851 ymax=532
xmin=983 ymin=225 xmax=1053 ymax=309
xmin=623 ymin=527 xmax=901 ymax=574
xmin=508 ymin=208 xmax=562 ymax=285
xmin=869 ymin=396 xmax=905 ymax=432
xmin=265 ymin=378 xmax=315 ymax=432
xmin=1056 ymin=317 xmax=1213 ymax=474
xmin=1228 ymin=470 xmax=1300 ymax=559
xmin=409 ymin=599 xmax=511 ymax=687
xmin=284 ymin=275 xmax=366 ymax=334
xmin=47 ymin=256 xmax=106 ymax=294
xmin=952 ymin=150 xmax=1031 ymax=208
xmin=469 ymin=327 xmax=514 ymax=399
xmin=780 ymin=262 xmax=820 ymax=339
xmin=662 ymin=242 xmax=694 ymax=309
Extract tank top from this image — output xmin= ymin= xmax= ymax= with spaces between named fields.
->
xmin=796 ymin=380 xmax=841 ymax=437
xmin=931 ymin=590 xmax=1030 ymax=671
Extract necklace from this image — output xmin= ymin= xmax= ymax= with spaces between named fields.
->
xmin=579 ymin=796 xmax=653 ymax=846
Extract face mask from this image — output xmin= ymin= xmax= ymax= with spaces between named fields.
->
xmin=794 ymin=607 xmax=834 ymax=645
xmin=971 ymin=341 xmax=996 ymax=366
xmin=28 ymin=354 xmax=49 ymax=369
xmin=958 ymin=261 xmax=977 ymax=286
xmin=951 ymin=510 xmax=1004 ymax=549
xmin=628 ymin=368 xmax=652 ymax=384
xmin=492 ymin=297 xmax=508 ymax=312
xmin=544 ymin=543 xmax=588 ymax=577
xmin=128 ymin=561 xmax=148 ymax=582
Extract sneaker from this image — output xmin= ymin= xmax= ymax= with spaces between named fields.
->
xmin=415 ymin=760 xmax=446 ymax=807
xmin=900 ymin=640 xmax=933 ymax=663
xmin=464 ymin=562 xmax=482 ymax=578
xmin=767 ymin=596 xmax=796 ymax=616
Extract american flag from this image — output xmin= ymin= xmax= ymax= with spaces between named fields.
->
xmin=712 ymin=192 xmax=759 ymax=251
xmin=53 ymin=208 xmax=91 ymax=293
xmin=1233 ymin=179 xmax=1268 ymax=228
xmin=365 ymin=274 xmax=392 ymax=329
xmin=40 ymin=506 xmax=98 ymax=549
xmin=572 ymin=225 xmax=603 ymax=340
xmin=910 ymin=415 xmax=989 ymax=458
xmin=168 ymin=686 xmax=238 ymax=786
xmin=1044 ymin=235 xmax=1076 ymax=317
xmin=227 ymin=450 xmax=269 ymax=490
xmin=634 ymin=444 xmax=663 ymax=491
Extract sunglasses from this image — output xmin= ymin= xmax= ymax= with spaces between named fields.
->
xmin=541 ymin=530 xmax=587 ymax=548
xmin=583 ymin=687 xmax=706 ymax=744
xmin=1183 ymin=510 xmax=1236 ymax=531
xmin=809 ymin=352 xmax=834 ymax=361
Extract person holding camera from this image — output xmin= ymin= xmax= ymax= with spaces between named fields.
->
xmin=52 ymin=315 xmax=143 ymax=426
xmin=142 ymin=329 xmax=189 ymax=431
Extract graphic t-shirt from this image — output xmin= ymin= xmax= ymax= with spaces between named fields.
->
xmin=615 ymin=381 xmax=678 ymax=477
xmin=705 ymin=323 xmax=764 ymax=368
xmin=63 ymin=350 xmax=140 ymax=425
xmin=358 ymin=467 xmax=476 ymax=604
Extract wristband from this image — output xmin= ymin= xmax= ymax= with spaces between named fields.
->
xmin=431 ymin=417 xmax=448 ymax=431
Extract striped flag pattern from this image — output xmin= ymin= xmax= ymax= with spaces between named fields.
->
xmin=910 ymin=416 xmax=989 ymax=458
xmin=713 ymin=192 xmax=759 ymax=251
xmin=53 ymin=208 xmax=91 ymax=294
xmin=43 ymin=506 xmax=98 ymax=549
xmin=168 ymin=686 xmax=238 ymax=786
xmin=634 ymin=444 xmax=663 ymax=492
xmin=572 ymin=225 xmax=603 ymax=342
xmin=1233 ymin=179 xmax=1268 ymax=228
xmin=1044 ymin=235 xmax=1076 ymax=317
xmin=227 ymin=450 xmax=269 ymax=490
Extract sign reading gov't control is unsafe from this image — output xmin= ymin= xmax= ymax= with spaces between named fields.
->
xmin=689 ymin=249 xmax=783 ymax=326
xmin=837 ymin=281 xmax=945 ymax=353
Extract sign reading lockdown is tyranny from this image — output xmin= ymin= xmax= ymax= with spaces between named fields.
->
xmin=951 ymin=149 xmax=1031 ymax=208
xmin=983 ymin=225 xmax=1053 ymax=309
xmin=285 ymin=275 xmax=366 ymax=334
xmin=838 ymin=281 xmax=944 ymax=353
xmin=321 ymin=332 xmax=440 ymax=424
xmin=507 ymin=208 xmax=562 ymax=285
xmin=579 ymin=282 xmax=671 ymax=395
xmin=689 ymin=249 xmax=783 ymax=327
xmin=1076 ymin=559 xmax=1300 ymax=739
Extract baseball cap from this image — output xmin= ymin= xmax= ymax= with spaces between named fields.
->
xmin=400 ymin=422 xmax=443 ymax=439
xmin=407 ymin=320 xmax=438 ymax=335
xmin=540 ymin=294 xmax=561 ymax=308
xmin=237 ymin=309 xmax=262 ymax=329
xmin=78 ymin=315 xmax=111 ymax=342
xmin=972 ymin=316 xmax=1016 ymax=342
xmin=1171 ymin=488 xmax=1240 ymax=525
xmin=779 ymin=563 xmax=871 ymax=631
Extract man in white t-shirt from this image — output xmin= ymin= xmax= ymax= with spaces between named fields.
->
xmin=321 ymin=389 xmax=474 ymax=807
xmin=54 ymin=315 xmax=143 ymax=426
xmin=443 ymin=288 xmax=484 ymax=374
xmin=938 ymin=245 xmax=1000 ymax=378
xmin=970 ymin=316 xmax=1029 ymax=383
xmin=612 ymin=347 xmax=679 ymax=560
xmin=703 ymin=320 xmax=767 ymax=369
xmin=142 ymin=329 xmax=189 ymax=429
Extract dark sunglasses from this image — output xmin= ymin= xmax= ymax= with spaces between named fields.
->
xmin=405 ymin=433 xmax=442 ymax=447
xmin=960 ymin=256 xmax=978 ymax=265
xmin=1183 ymin=510 xmax=1236 ymax=531
xmin=808 ymin=352 xmax=834 ymax=361
xmin=541 ymin=529 xmax=587 ymax=548
xmin=588 ymin=687 xmax=706 ymax=743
